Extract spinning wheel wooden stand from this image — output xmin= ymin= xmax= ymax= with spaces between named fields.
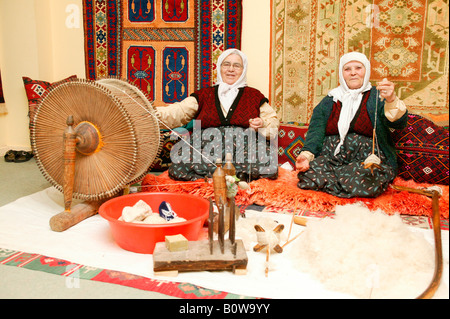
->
xmin=31 ymin=78 xmax=161 ymax=231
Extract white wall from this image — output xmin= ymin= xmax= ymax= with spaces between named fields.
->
xmin=0 ymin=0 xmax=42 ymax=153
xmin=242 ymin=0 xmax=271 ymax=96
xmin=0 ymin=0 xmax=271 ymax=153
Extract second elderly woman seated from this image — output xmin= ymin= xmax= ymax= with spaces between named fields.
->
xmin=295 ymin=52 xmax=408 ymax=198
xmin=157 ymin=49 xmax=280 ymax=181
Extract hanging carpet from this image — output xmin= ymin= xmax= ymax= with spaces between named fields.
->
xmin=270 ymin=0 xmax=449 ymax=123
xmin=83 ymin=0 xmax=242 ymax=106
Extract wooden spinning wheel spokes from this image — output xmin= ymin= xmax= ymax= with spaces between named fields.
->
xmin=31 ymin=78 xmax=161 ymax=203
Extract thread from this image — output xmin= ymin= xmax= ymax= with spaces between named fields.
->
xmin=101 ymin=82 xmax=217 ymax=168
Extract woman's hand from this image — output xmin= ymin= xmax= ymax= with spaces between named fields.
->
xmin=376 ymin=78 xmax=396 ymax=103
xmin=249 ymin=117 xmax=264 ymax=130
xmin=295 ymin=154 xmax=310 ymax=172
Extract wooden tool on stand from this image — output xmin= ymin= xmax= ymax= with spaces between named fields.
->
xmin=153 ymin=197 xmax=248 ymax=274
xmin=153 ymin=159 xmax=248 ymax=275
xmin=31 ymin=78 xmax=161 ymax=231
xmin=48 ymin=116 xmax=105 ymax=231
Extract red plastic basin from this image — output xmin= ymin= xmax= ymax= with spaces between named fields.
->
xmin=99 ymin=192 xmax=210 ymax=254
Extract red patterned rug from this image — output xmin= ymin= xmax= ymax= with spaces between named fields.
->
xmin=83 ymin=0 xmax=242 ymax=106
xmin=0 ymin=249 xmax=249 ymax=299
xmin=142 ymin=168 xmax=449 ymax=219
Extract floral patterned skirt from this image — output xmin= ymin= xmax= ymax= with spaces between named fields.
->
xmin=168 ymin=126 xmax=278 ymax=181
xmin=297 ymin=133 xmax=396 ymax=198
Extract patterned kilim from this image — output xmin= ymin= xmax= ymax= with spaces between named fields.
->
xmin=22 ymin=75 xmax=78 ymax=129
xmin=277 ymin=124 xmax=309 ymax=166
xmin=270 ymin=0 xmax=449 ymax=123
xmin=392 ymin=113 xmax=449 ymax=184
xmin=83 ymin=0 xmax=242 ymax=106
xmin=0 ymin=248 xmax=250 ymax=299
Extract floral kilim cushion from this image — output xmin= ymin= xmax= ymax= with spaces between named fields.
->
xmin=22 ymin=75 xmax=78 ymax=127
xmin=391 ymin=114 xmax=449 ymax=185
xmin=277 ymin=124 xmax=309 ymax=167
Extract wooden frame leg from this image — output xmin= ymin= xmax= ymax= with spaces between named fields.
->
xmin=391 ymin=185 xmax=443 ymax=299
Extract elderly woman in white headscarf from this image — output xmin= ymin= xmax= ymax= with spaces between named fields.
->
xmin=157 ymin=49 xmax=279 ymax=181
xmin=295 ymin=52 xmax=408 ymax=198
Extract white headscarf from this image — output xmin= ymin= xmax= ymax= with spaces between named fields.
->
xmin=328 ymin=52 xmax=372 ymax=155
xmin=216 ymin=49 xmax=248 ymax=112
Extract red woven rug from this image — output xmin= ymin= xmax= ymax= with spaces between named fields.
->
xmin=83 ymin=0 xmax=242 ymax=106
xmin=142 ymin=168 xmax=449 ymax=219
xmin=0 ymin=249 xmax=249 ymax=299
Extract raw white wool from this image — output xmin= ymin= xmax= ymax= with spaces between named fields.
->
xmin=119 ymin=200 xmax=185 ymax=224
xmin=289 ymin=203 xmax=442 ymax=299
xmin=142 ymin=213 xmax=186 ymax=224
xmin=142 ymin=213 xmax=168 ymax=224
xmin=133 ymin=199 xmax=152 ymax=213
xmin=120 ymin=199 xmax=153 ymax=222
xmin=121 ymin=206 xmax=148 ymax=222
xmin=236 ymin=215 xmax=287 ymax=251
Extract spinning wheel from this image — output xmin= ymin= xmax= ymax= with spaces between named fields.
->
xmin=31 ymin=78 xmax=161 ymax=231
